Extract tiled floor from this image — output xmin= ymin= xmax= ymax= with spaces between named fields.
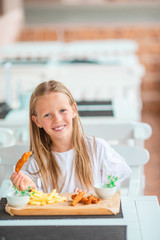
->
xmin=142 ymin=112 xmax=160 ymax=204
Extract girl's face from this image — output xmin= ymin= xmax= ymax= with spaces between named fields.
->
xmin=32 ymin=92 xmax=77 ymax=146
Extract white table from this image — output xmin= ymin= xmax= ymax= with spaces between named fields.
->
xmin=0 ymin=196 xmax=159 ymax=240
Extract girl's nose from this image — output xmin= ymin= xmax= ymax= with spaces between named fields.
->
xmin=53 ymin=113 xmax=61 ymax=122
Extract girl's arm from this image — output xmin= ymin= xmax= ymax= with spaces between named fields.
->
xmin=102 ymin=144 xmax=132 ymax=185
xmin=21 ymin=155 xmax=45 ymax=192
xmin=94 ymin=137 xmax=132 ymax=184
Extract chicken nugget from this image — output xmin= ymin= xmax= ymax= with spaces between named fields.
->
xmin=71 ymin=191 xmax=85 ymax=206
xmin=83 ymin=195 xmax=94 ymax=205
xmin=15 ymin=151 xmax=32 ymax=173
xmin=81 ymin=197 xmax=88 ymax=204
xmin=71 ymin=193 xmax=77 ymax=200
xmin=92 ymin=196 xmax=100 ymax=204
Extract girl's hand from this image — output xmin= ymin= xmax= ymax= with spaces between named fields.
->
xmin=74 ymin=187 xmax=82 ymax=193
xmin=10 ymin=172 xmax=37 ymax=191
xmin=74 ymin=187 xmax=89 ymax=194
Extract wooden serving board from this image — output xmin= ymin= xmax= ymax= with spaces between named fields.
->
xmin=5 ymin=191 xmax=120 ymax=216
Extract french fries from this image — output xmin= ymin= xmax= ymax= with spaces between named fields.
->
xmin=28 ymin=189 xmax=67 ymax=206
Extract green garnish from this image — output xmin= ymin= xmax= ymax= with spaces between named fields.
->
xmin=12 ymin=186 xmax=32 ymax=196
xmin=103 ymin=175 xmax=118 ymax=188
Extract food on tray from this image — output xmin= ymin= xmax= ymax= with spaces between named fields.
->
xmin=71 ymin=192 xmax=100 ymax=206
xmin=71 ymin=191 xmax=85 ymax=206
xmin=5 ymin=191 xmax=120 ymax=216
xmin=15 ymin=151 xmax=32 ymax=173
xmin=91 ymin=196 xmax=100 ymax=204
xmin=71 ymin=193 xmax=77 ymax=200
xmin=81 ymin=195 xmax=100 ymax=205
xmin=29 ymin=189 xmax=67 ymax=206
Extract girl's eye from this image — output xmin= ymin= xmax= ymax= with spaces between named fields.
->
xmin=44 ymin=113 xmax=50 ymax=118
xmin=60 ymin=109 xmax=66 ymax=113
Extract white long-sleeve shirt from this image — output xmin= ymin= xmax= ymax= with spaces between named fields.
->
xmin=22 ymin=136 xmax=132 ymax=193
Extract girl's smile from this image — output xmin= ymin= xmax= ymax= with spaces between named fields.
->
xmin=32 ymin=92 xmax=76 ymax=152
xmin=52 ymin=124 xmax=66 ymax=132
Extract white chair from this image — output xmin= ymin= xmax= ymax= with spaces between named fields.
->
xmin=0 ymin=127 xmax=16 ymax=188
xmin=0 ymin=108 xmax=30 ymax=144
xmin=0 ymin=124 xmax=29 ymax=144
xmin=82 ymin=119 xmax=152 ymax=147
xmin=0 ymin=127 xmax=15 ymax=147
xmin=0 ymin=144 xmax=29 ymax=199
xmin=112 ymin=144 xmax=149 ymax=196
xmin=82 ymin=119 xmax=152 ymax=195
xmin=14 ymin=126 xmax=30 ymax=144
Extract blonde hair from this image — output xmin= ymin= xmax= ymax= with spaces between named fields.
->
xmin=29 ymin=80 xmax=93 ymax=192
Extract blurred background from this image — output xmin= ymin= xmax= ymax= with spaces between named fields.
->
xmin=0 ymin=0 xmax=160 ymax=201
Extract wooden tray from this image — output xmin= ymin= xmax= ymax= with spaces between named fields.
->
xmin=5 ymin=191 xmax=120 ymax=216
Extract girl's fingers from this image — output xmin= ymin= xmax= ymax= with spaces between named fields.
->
xmin=10 ymin=172 xmax=19 ymax=185
xmin=74 ymin=187 xmax=88 ymax=194
xmin=14 ymin=175 xmax=23 ymax=190
xmin=74 ymin=187 xmax=78 ymax=193
xmin=10 ymin=172 xmax=23 ymax=190
xmin=10 ymin=172 xmax=17 ymax=182
xmin=19 ymin=174 xmax=34 ymax=191
xmin=17 ymin=175 xmax=24 ymax=190
xmin=74 ymin=187 xmax=83 ymax=193
xmin=20 ymin=175 xmax=31 ymax=191
xmin=10 ymin=172 xmax=36 ymax=191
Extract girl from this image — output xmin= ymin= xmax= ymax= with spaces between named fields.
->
xmin=10 ymin=80 xmax=131 ymax=193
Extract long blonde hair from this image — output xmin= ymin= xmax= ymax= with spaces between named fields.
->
xmin=29 ymin=80 xmax=93 ymax=192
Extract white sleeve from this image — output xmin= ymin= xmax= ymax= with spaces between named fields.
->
xmin=96 ymin=138 xmax=132 ymax=185
xmin=21 ymin=156 xmax=45 ymax=192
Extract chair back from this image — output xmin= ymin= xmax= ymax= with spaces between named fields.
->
xmin=0 ymin=127 xmax=16 ymax=188
xmin=112 ymin=144 xmax=149 ymax=196
xmin=0 ymin=127 xmax=15 ymax=147
xmin=82 ymin=119 xmax=152 ymax=195
xmin=14 ymin=126 xmax=30 ymax=144
xmin=0 ymin=144 xmax=29 ymax=198
xmin=82 ymin=119 xmax=152 ymax=147
xmin=0 ymin=124 xmax=29 ymax=145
